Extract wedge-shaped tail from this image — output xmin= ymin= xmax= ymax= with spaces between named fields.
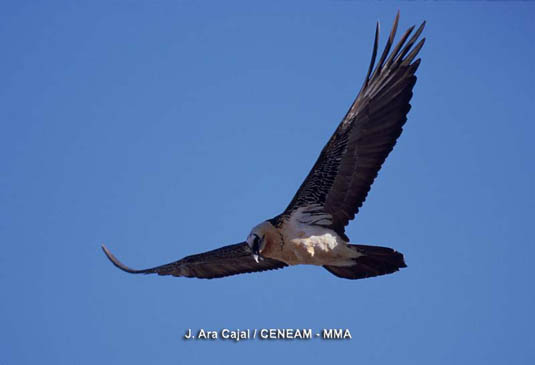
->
xmin=324 ymin=244 xmax=406 ymax=280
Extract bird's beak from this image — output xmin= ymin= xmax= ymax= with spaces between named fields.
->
xmin=251 ymin=240 xmax=263 ymax=263
xmin=251 ymin=243 xmax=264 ymax=263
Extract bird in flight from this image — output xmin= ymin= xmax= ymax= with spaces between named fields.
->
xmin=103 ymin=12 xmax=425 ymax=280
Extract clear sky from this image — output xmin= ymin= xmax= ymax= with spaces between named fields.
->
xmin=2 ymin=1 xmax=534 ymax=364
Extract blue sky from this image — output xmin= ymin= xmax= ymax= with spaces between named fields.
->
xmin=1 ymin=1 xmax=534 ymax=364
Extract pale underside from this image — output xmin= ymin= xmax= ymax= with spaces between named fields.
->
xmin=260 ymin=206 xmax=362 ymax=267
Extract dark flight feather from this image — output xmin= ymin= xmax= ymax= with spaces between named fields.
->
xmin=280 ymin=12 xmax=425 ymax=240
xmin=102 ymin=243 xmax=287 ymax=279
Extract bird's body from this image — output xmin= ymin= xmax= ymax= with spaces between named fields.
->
xmin=258 ymin=209 xmax=360 ymax=267
xmin=102 ymin=12 xmax=425 ymax=280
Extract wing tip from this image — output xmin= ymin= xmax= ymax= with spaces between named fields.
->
xmin=101 ymin=244 xmax=149 ymax=274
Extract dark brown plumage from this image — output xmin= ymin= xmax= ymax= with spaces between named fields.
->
xmin=324 ymin=244 xmax=407 ymax=279
xmin=280 ymin=12 xmax=425 ymax=241
xmin=102 ymin=243 xmax=286 ymax=279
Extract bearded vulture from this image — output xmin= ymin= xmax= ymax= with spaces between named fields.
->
xmin=103 ymin=12 xmax=425 ymax=280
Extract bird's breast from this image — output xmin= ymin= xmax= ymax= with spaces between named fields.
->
xmin=262 ymin=207 xmax=359 ymax=266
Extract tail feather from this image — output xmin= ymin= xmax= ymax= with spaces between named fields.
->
xmin=324 ymin=244 xmax=406 ymax=280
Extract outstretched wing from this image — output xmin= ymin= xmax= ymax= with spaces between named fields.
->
xmin=280 ymin=13 xmax=425 ymax=239
xmin=102 ymin=243 xmax=287 ymax=279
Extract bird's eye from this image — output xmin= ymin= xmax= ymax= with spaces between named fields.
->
xmin=253 ymin=234 xmax=260 ymax=245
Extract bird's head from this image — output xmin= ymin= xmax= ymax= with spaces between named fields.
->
xmin=247 ymin=221 xmax=276 ymax=263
